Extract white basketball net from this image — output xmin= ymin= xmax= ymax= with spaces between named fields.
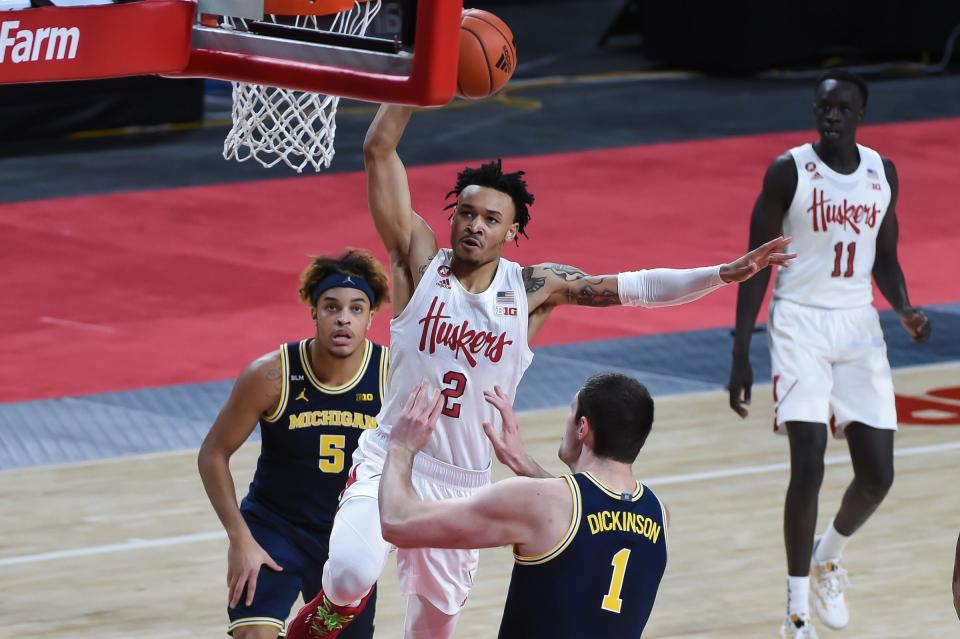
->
xmin=222 ymin=1 xmax=382 ymax=173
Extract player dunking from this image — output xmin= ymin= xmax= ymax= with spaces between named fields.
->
xmin=198 ymin=250 xmax=390 ymax=639
xmin=286 ymin=103 xmax=794 ymax=639
xmin=379 ymin=374 xmax=668 ymax=639
xmin=727 ymin=71 xmax=931 ymax=638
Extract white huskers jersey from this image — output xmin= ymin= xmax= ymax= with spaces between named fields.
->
xmin=375 ymin=249 xmax=533 ymax=470
xmin=773 ymin=143 xmax=891 ymax=308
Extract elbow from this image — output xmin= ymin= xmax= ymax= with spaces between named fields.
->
xmin=379 ymin=516 xmax=411 ymax=547
xmin=196 ymin=441 xmax=220 ymax=478
xmin=362 ymin=133 xmax=395 ymax=163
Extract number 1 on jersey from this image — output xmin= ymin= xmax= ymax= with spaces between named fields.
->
xmin=601 ymin=547 xmax=631 ymax=613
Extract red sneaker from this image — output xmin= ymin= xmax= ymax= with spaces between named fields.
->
xmin=286 ymin=587 xmax=374 ymax=639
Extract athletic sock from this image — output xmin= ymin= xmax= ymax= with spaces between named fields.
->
xmin=815 ymin=518 xmax=851 ymax=562
xmin=787 ymin=575 xmax=810 ymax=616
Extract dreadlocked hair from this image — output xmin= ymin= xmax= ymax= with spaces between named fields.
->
xmin=298 ymin=247 xmax=390 ymax=310
xmin=444 ymin=158 xmax=535 ymax=241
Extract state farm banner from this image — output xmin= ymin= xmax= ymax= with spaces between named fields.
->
xmin=0 ymin=0 xmax=194 ymax=84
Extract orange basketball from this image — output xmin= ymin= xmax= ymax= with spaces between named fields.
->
xmin=457 ymin=9 xmax=517 ymax=99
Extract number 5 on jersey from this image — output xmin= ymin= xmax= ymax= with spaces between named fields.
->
xmin=319 ymin=434 xmax=345 ymax=473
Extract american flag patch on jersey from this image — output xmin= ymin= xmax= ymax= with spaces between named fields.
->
xmin=867 ymin=168 xmax=878 ymax=179
xmin=496 ymin=290 xmax=518 ymax=316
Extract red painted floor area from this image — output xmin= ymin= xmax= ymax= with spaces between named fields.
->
xmin=1 ymin=118 xmax=957 ymax=402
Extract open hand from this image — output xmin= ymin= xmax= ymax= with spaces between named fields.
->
xmin=721 ymin=236 xmax=797 ymax=283
xmin=390 ymin=380 xmax=443 ymax=454
xmin=482 ymin=386 xmax=531 ymax=474
xmin=227 ymin=534 xmax=282 ymax=608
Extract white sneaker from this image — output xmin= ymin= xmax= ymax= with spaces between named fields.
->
xmin=811 ymin=549 xmax=851 ymax=629
xmin=780 ymin=612 xmax=820 ymax=638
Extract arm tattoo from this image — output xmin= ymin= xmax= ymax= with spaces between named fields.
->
xmin=265 ymin=366 xmax=282 ymax=382
xmin=522 ymin=267 xmax=545 ymax=294
xmin=541 ymin=263 xmax=620 ymax=307
xmin=569 ymin=285 xmax=619 ymax=307
xmin=543 ymin=263 xmax=588 ymax=281
xmin=418 ymin=254 xmax=437 ymax=276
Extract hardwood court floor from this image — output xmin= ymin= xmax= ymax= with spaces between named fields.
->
xmin=2 ymin=363 xmax=958 ymax=638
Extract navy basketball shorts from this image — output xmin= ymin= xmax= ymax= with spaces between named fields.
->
xmin=227 ymin=510 xmax=377 ymax=637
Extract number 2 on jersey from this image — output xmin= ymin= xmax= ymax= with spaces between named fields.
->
xmin=601 ymin=548 xmax=631 ymax=613
xmin=831 ymin=241 xmax=856 ymax=278
xmin=319 ymin=434 xmax=345 ymax=473
xmin=441 ymin=371 xmax=467 ymax=418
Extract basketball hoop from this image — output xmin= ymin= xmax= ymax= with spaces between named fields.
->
xmin=219 ymin=0 xmax=382 ymax=172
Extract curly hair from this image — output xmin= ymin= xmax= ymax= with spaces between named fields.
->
xmin=444 ymin=158 xmax=535 ymax=241
xmin=298 ymin=247 xmax=390 ymax=310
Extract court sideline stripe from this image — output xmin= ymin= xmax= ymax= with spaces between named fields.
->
xmin=2 ymin=439 xmax=958 ymax=567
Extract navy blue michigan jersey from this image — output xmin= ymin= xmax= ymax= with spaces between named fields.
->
xmin=498 ymin=472 xmax=668 ymax=639
xmin=240 ymin=338 xmax=388 ymax=533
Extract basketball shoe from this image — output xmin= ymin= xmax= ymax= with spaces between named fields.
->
xmin=811 ymin=538 xmax=850 ymax=629
xmin=285 ymin=587 xmax=373 ymax=639
xmin=780 ymin=612 xmax=820 ymax=638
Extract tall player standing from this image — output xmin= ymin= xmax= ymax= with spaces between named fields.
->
xmin=198 ymin=251 xmax=389 ymax=639
xmin=727 ymin=71 xmax=931 ymax=639
xmin=286 ymin=103 xmax=795 ymax=639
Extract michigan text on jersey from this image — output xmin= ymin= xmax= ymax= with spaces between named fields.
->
xmin=288 ymin=410 xmax=378 ymax=430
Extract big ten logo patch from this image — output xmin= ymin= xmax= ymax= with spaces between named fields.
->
xmin=356 ymin=392 xmax=374 ymax=402
xmin=496 ymin=306 xmax=518 ymax=316
xmin=896 ymin=385 xmax=960 ymax=426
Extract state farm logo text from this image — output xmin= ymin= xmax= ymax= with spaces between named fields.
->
xmin=0 ymin=21 xmax=79 ymax=64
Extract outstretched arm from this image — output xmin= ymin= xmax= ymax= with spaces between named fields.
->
xmin=378 ymin=383 xmax=547 ymax=549
xmin=872 ymin=158 xmax=931 ymax=343
xmin=728 ymin=154 xmax=796 ymax=418
xmin=522 ymin=236 xmax=794 ymax=311
xmin=363 ymin=104 xmax=438 ymax=313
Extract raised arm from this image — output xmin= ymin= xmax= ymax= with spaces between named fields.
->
xmin=197 ymin=352 xmax=284 ymax=607
xmin=363 ymin=104 xmax=439 ymax=313
xmin=872 ymin=158 xmax=931 ymax=343
xmin=728 ymin=154 xmax=796 ymax=418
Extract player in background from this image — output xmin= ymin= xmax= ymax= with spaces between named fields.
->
xmin=199 ymin=249 xmax=389 ymax=639
xmin=726 ymin=71 xmax=931 ymax=638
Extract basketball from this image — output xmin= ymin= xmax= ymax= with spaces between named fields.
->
xmin=457 ymin=9 xmax=517 ymax=99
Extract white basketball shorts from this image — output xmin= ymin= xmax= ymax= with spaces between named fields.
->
xmin=341 ymin=427 xmax=491 ymax=615
xmin=768 ymin=298 xmax=898 ymax=437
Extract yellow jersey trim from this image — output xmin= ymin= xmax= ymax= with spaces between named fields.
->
xmin=262 ymin=344 xmax=290 ymax=423
xmin=514 ymin=474 xmax=582 ymax=565
xmin=378 ymin=345 xmax=389 ymax=404
xmin=300 ymin=338 xmax=372 ymax=394
xmin=227 ymin=616 xmax=285 ymax=632
xmin=583 ymin=471 xmax=643 ymax=502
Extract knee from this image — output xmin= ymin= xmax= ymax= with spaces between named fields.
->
xmin=790 ymin=453 xmax=825 ymax=491
xmin=324 ymin=553 xmax=379 ymax=605
xmin=858 ymin=464 xmax=894 ymax=503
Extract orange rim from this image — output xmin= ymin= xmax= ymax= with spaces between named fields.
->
xmin=263 ymin=0 xmax=365 ymax=16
